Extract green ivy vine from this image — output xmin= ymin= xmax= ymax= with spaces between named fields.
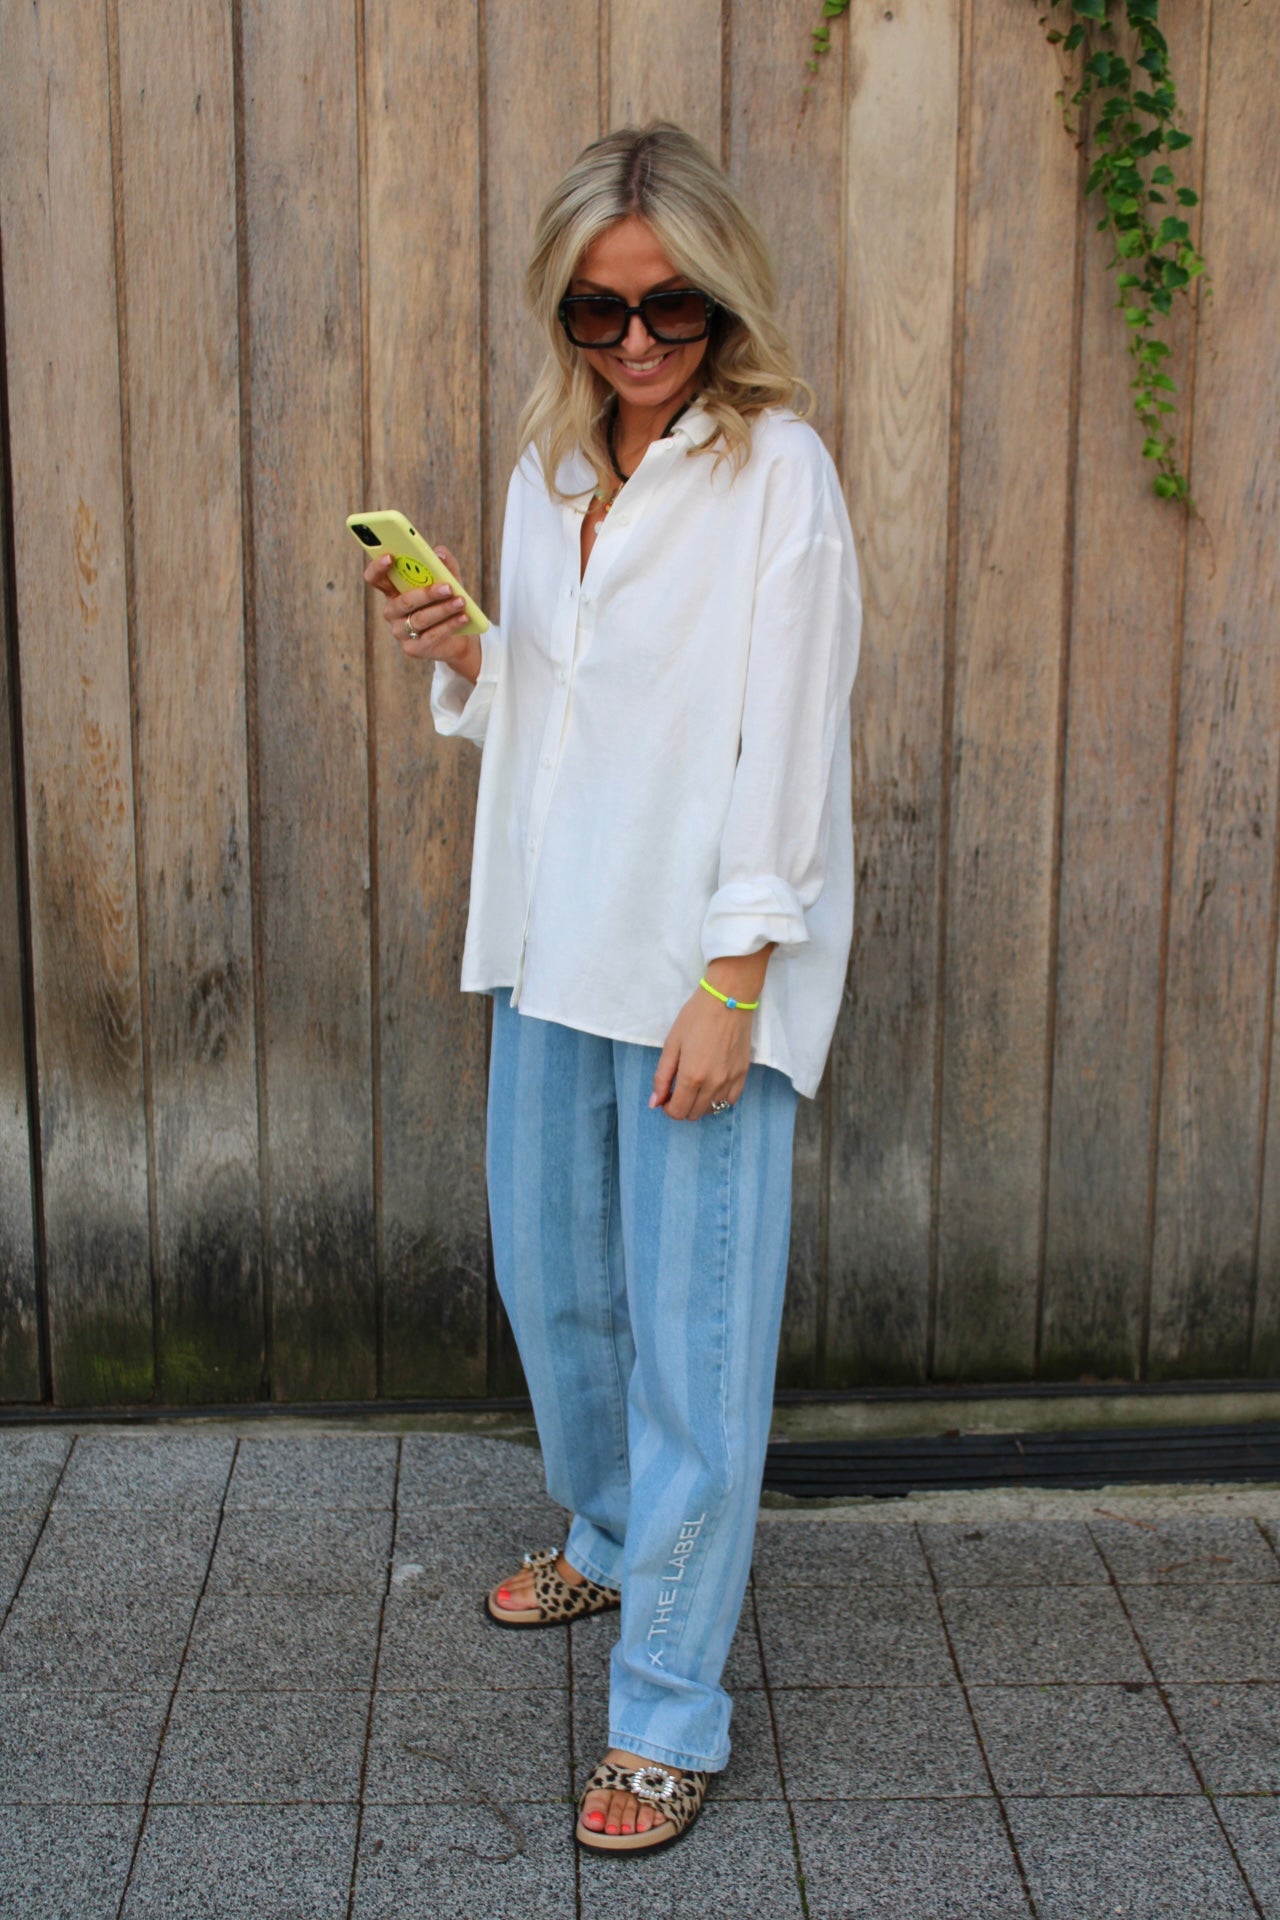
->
xmin=808 ymin=0 xmax=1208 ymax=506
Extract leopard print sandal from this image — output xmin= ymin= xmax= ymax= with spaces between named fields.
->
xmin=485 ymin=1546 xmax=621 ymax=1629
xmin=574 ymin=1755 xmax=709 ymax=1854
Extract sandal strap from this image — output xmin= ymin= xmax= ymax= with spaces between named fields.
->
xmin=582 ymin=1760 xmax=709 ymax=1835
xmin=514 ymin=1546 xmax=620 ymax=1622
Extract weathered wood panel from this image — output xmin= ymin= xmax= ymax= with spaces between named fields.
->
xmin=0 ymin=411 xmax=39 ymax=1402
xmin=933 ymin=0 xmax=1079 ymax=1378
xmin=1152 ymin=0 xmax=1280 ymax=1377
xmin=365 ymin=0 xmax=490 ymax=1395
xmin=607 ymin=0 xmax=722 ymax=151
xmin=241 ymin=0 xmax=376 ymax=1397
xmin=1041 ymin=3 xmax=1209 ymax=1380
xmin=0 ymin=0 xmax=154 ymax=1404
xmin=826 ymin=0 xmax=959 ymax=1384
xmin=730 ymin=0 xmax=835 ymax=1386
xmin=116 ymin=0 xmax=262 ymax=1403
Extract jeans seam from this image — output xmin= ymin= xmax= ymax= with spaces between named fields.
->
xmin=599 ymin=1098 xmax=630 ymax=1489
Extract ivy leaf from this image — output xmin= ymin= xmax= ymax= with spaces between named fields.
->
xmin=1073 ymin=0 xmax=1107 ymax=18
xmin=1165 ymin=128 xmax=1193 ymax=150
xmin=1150 ymin=164 xmax=1175 ymax=184
xmin=1064 ymin=23 xmax=1086 ymax=50
xmin=1154 ymin=215 xmax=1190 ymax=247
xmin=1153 ymin=475 xmax=1180 ymax=499
xmin=1141 ymin=438 xmax=1166 ymax=459
xmin=1176 ymin=187 xmax=1199 ymax=207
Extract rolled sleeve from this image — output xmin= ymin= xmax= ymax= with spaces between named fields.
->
xmin=701 ymin=466 xmax=861 ymax=964
xmin=430 ymin=628 xmax=502 ymax=744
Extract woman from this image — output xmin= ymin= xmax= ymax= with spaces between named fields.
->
xmin=365 ymin=122 xmax=861 ymax=1854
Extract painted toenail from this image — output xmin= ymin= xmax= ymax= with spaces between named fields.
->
xmin=496 ymin=1587 xmax=511 ymax=1604
xmin=585 ymin=1811 xmax=604 ymax=1828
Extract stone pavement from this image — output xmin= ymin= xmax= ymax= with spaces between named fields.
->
xmin=1 ymin=1422 xmax=1279 ymax=1919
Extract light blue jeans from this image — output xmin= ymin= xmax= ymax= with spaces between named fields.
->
xmin=486 ymin=992 xmax=799 ymax=1772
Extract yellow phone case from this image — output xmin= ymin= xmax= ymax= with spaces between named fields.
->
xmin=347 ymin=509 xmax=490 ymax=636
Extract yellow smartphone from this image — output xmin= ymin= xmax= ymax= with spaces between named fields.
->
xmin=347 ymin=509 xmax=490 ymax=636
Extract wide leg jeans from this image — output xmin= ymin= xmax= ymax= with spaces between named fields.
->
xmin=487 ymin=991 xmax=799 ymax=1772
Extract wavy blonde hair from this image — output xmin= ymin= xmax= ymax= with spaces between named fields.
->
xmin=518 ymin=122 xmax=811 ymax=498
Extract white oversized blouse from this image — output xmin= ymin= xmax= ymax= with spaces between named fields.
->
xmin=430 ymin=403 xmax=862 ymax=1099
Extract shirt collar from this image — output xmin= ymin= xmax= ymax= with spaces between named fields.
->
xmin=553 ymin=397 xmax=719 ymax=498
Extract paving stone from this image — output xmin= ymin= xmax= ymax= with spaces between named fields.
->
xmin=207 ymin=1509 xmax=393 ymax=1595
xmin=1123 ymin=1583 xmax=1280 ymax=1683
xmin=941 ymin=1585 xmax=1146 ymax=1686
xmin=352 ymin=1802 xmax=572 ymax=1920
xmin=121 ymin=1804 xmax=358 ymax=1919
xmin=1091 ymin=1514 xmax=1280 ymax=1585
xmin=389 ymin=1503 xmax=571 ymax=1591
xmin=757 ymin=1583 xmax=953 ymax=1687
xmin=0 ymin=1508 xmax=44 ymax=1607
xmin=793 ymin=1798 xmax=1032 ymax=1918
xmin=365 ymin=1687 xmax=571 ymax=1803
xmin=55 ymin=1432 xmax=236 ymax=1509
xmin=21 ymin=1505 xmax=219 ymax=1598
xmin=751 ymin=1518 xmax=930 ymax=1590
xmin=773 ymin=1683 xmax=988 ymax=1798
xmin=224 ymin=1435 xmax=397 ymax=1511
xmin=571 ymin=1682 xmax=782 ymax=1798
xmin=152 ymin=1688 xmax=368 ymax=1803
xmin=182 ymin=1593 xmax=381 ymax=1691
xmin=377 ymin=1587 xmax=567 ymax=1692
xmin=1009 ymin=1795 xmax=1256 ymax=1918
xmin=919 ymin=1521 xmax=1109 ymax=1587
xmin=969 ymin=1683 xmax=1198 ymax=1795
xmin=578 ymin=1801 xmax=804 ymax=1917
xmin=0 ymin=1430 xmax=71 ymax=1509
xmin=0 ymin=1688 xmax=168 ymax=1801
xmin=396 ymin=1433 xmax=556 ymax=1514
xmin=0 ymin=1587 xmax=196 ymax=1689
xmin=1165 ymin=1683 xmax=1280 ymax=1792
xmin=1217 ymin=1797 xmax=1280 ymax=1915
xmin=568 ymin=1602 xmax=764 ymax=1690
xmin=0 ymin=1803 xmax=142 ymax=1920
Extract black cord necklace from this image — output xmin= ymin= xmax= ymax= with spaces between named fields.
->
xmin=595 ymin=396 xmax=696 ymax=511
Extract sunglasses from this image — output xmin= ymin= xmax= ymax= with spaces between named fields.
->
xmin=557 ymin=288 xmax=718 ymax=349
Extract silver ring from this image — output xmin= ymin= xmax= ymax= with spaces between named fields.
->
xmin=405 ymin=618 xmax=417 ymax=640
xmin=710 ymin=1099 xmax=731 ymax=1114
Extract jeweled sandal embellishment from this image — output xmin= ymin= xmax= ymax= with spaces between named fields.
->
xmin=631 ymin=1765 xmax=677 ymax=1804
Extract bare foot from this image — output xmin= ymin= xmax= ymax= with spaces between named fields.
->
xmin=579 ymin=1749 xmax=676 ymax=1838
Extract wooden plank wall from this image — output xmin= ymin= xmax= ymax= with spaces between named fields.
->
xmin=1 ymin=0 xmax=1277 ymax=1405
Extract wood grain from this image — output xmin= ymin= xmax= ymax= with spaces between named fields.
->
xmin=729 ymin=0 xmax=843 ymax=1384
xmin=0 ymin=0 xmax=153 ymax=1404
xmin=933 ymin=0 xmax=1079 ymax=1379
xmin=364 ymin=0 xmax=489 ymax=1394
xmin=241 ymin=0 xmax=376 ymax=1397
xmin=117 ymin=0 xmax=262 ymax=1403
xmin=0 ymin=438 xmax=39 ymax=1401
xmin=1152 ymin=0 xmax=1280 ymax=1378
xmin=481 ymin=0 xmax=600 ymax=598
xmin=607 ymin=0 xmax=722 ymax=150
xmin=1041 ymin=2 xmax=1209 ymax=1382
xmin=825 ymin=0 xmax=959 ymax=1384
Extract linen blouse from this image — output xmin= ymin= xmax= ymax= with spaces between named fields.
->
xmin=430 ymin=402 xmax=862 ymax=1099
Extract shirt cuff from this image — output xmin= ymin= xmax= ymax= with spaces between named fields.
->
xmin=701 ymin=877 xmax=811 ymax=959
xmin=430 ymin=631 xmax=499 ymax=743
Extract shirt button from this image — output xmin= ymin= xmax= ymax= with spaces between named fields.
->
xmin=556 ymin=668 xmax=567 ymax=684
xmin=542 ymin=756 xmax=553 ymax=770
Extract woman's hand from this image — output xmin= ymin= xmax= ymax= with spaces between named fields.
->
xmin=650 ymin=948 xmax=775 ymax=1121
xmin=364 ymin=543 xmax=482 ymax=685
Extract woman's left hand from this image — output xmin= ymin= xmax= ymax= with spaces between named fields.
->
xmin=650 ymin=987 xmax=753 ymax=1121
xmin=651 ymin=949 xmax=774 ymax=1120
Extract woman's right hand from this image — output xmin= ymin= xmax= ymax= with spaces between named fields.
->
xmin=364 ymin=543 xmax=482 ymax=685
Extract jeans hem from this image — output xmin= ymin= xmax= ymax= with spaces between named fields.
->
xmin=607 ymin=1728 xmax=729 ymax=1774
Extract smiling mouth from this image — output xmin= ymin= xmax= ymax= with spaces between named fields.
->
xmin=614 ymin=350 xmax=674 ymax=374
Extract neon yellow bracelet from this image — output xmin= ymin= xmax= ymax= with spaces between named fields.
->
xmin=699 ymin=976 xmax=759 ymax=1013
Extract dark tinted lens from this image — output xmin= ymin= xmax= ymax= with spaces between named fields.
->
xmin=565 ymin=297 xmax=628 ymax=344
xmin=640 ymin=291 xmax=710 ymax=340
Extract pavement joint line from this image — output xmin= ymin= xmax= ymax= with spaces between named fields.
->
xmin=567 ymin=1582 xmax=582 ymax=1916
xmin=748 ymin=1574 xmax=812 ymax=1920
xmin=0 ymin=1432 xmax=74 ymax=1639
xmin=914 ymin=1518 xmax=1041 ymax=1919
xmin=344 ymin=1432 xmax=402 ymax=1920
xmin=112 ymin=1431 xmax=241 ymax=1920
xmin=1093 ymin=1524 xmax=1269 ymax=1920
xmin=1250 ymin=1511 xmax=1280 ymax=1569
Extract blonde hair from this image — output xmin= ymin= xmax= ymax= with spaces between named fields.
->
xmin=518 ymin=122 xmax=812 ymax=497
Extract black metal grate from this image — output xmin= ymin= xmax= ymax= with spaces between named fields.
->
xmin=761 ymin=1421 xmax=1280 ymax=1499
